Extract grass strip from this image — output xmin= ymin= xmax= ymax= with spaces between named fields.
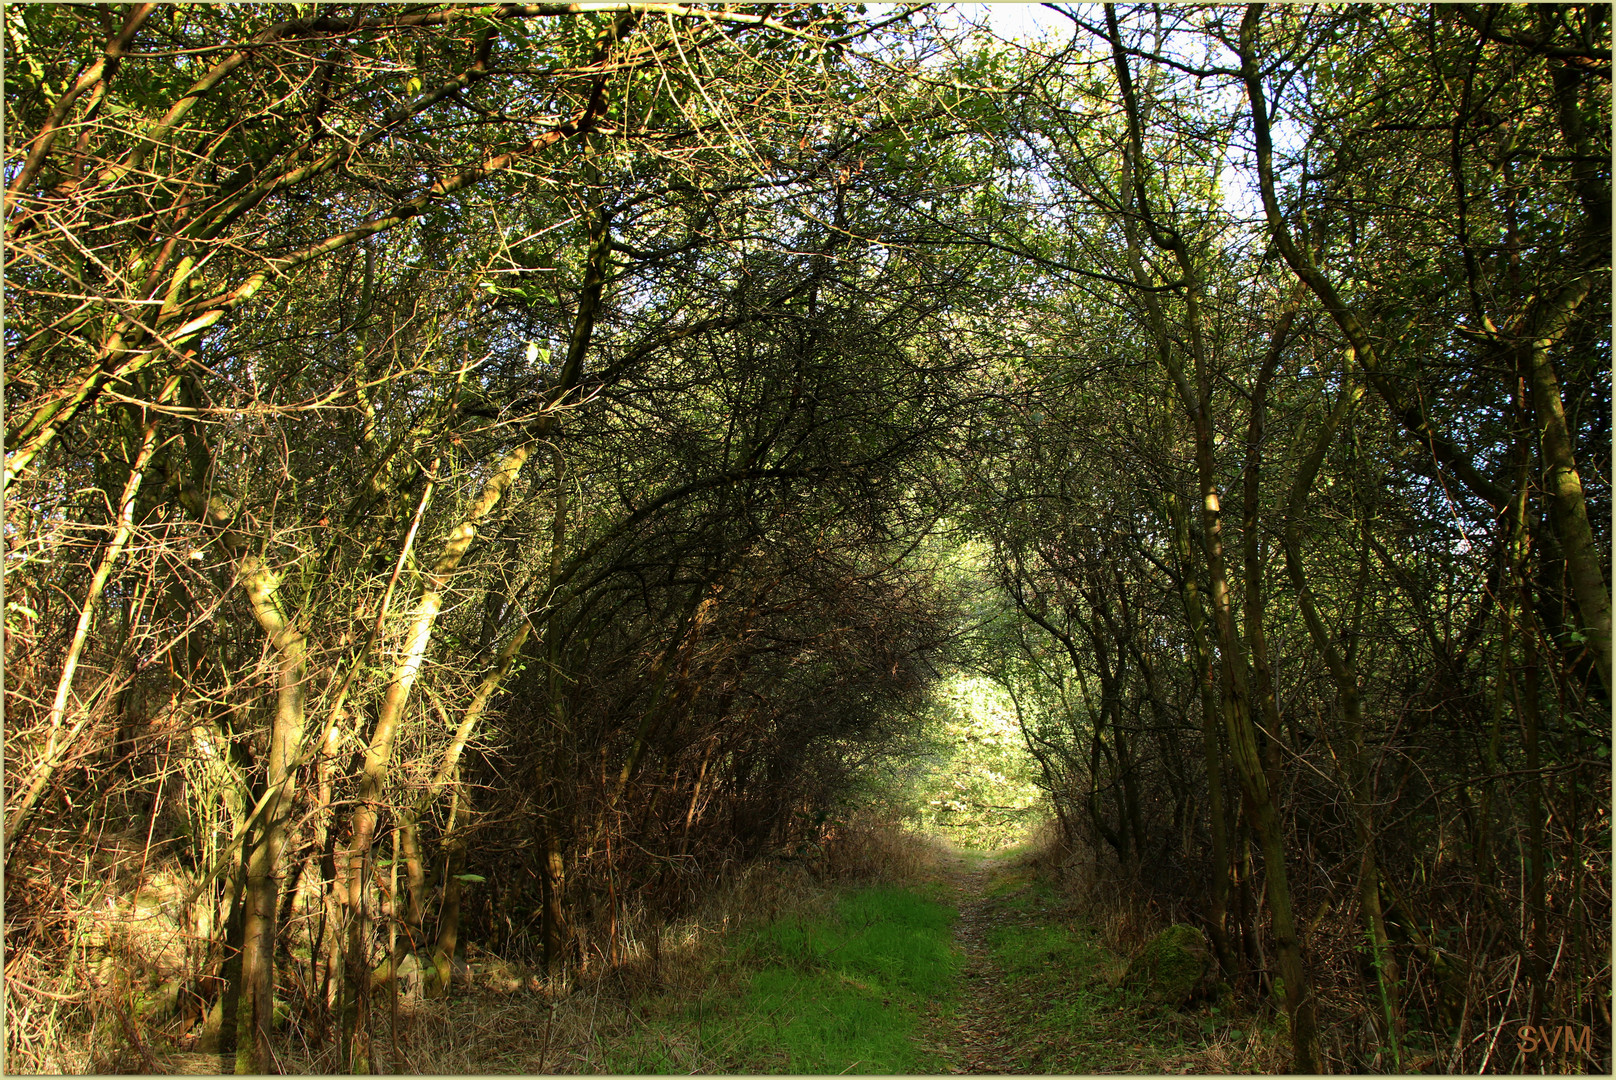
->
xmin=601 ymin=885 xmax=958 ymax=1074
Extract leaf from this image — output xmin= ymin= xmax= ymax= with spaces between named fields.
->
xmin=454 ymin=873 xmax=486 ymax=883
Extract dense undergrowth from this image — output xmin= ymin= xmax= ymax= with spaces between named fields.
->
xmin=21 ymin=821 xmax=929 ymax=1073
xmin=294 ymin=823 xmax=946 ymax=1074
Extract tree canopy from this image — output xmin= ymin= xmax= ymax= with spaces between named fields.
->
xmin=5 ymin=4 xmax=1608 ymax=1074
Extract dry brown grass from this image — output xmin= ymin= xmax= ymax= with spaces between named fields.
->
xmin=820 ymin=815 xmax=944 ymax=886
xmin=5 ymin=818 xmax=207 ymax=1075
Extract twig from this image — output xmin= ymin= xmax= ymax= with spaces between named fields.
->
xmin=537 ymin=999 xmax=556 ymax=1073
xmin=82 ymin=968 xmax=159 ymax=1074
xmin=7 ymin=976 xmax=91 ymax=1003
xmin=1477 ymin=953 xmax=1521 ymax=1073
xmin=585 ymin=977 xmax=603 ymax=1070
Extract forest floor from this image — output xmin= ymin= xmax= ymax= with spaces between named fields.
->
xmin=153 ymin=836 xmax=1284 ymax=1074
xmin=562 ymin=838 xmax=1287 ymax=1074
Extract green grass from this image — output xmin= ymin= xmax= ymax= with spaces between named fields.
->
xmin=600 ymin=886 xmax=960 ymax=1074
xmin=593 ymin=855 xmax=1287 ymax=1075
xmin=971 ymin=872 xmax=1288 ymax=1074
xmin=973 ymin=879 xmax=1142 ymax=1073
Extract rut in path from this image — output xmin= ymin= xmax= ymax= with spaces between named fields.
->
xmin=938 ymin=854 xmax=1032 ymax=1075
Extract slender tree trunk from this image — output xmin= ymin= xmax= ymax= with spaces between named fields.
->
xmin=1104 ymin=23 xmax=1317 ymax=1038
xmin=1073 ymin=663 xmax=1124 ymax=860
xmin=6 ymin=390 xmax=172 ymax=844
xmin=1088 ymin=625 xmax=1142 ymax=863
xmin=1230 ymin=827 xmax=1262 ymax=986
xmin=342 ymin=441 xmax=533 ymax=1071
xmin=1531 ymin=55 xmax=1611 ymax=694
xmin=1240 ymin=312 xmax=1296 ymax=797
xmin=1180 ymin=277 xmax=1319 ymax=1074
xmin=1109 ymin=133 xmax=1321 ymax=1068
xmin=428 ymin=777 xmax=469 ymax=997
xmin=1523 ymin=292 xmax=1610 ymax=695
xmin=536 ymin=445 xmax=574 ymax=973
xmin=1511 ymin=502 xmax=1550 ymax=1027
xmin=1479 ymin=425 xmax=1533 ymax=898
xmin=1520 ymin=608 xmax=1549 ymax=1028
xmin=1167 ymin=492 xmax=1234 ymax=975
xmin=538 ymin=811 xmax=570 ymax=972
xmin=399 ymin=619 xmax=531 ymax=988
xmin=234 ymin=555 xmax=309 ymax=1074
xmin=1278 ymin=361 xmax=1404 ymax=1054
xmin=398 ymin=818 xmax=427 ymax=947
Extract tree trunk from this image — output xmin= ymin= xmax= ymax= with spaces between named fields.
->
xmin=1278 ymin=360 xmax=1403 ymax=1056
xmin=234 ymin=555 xmax=309 ymax=1074
xmin=1167 ymin=492 xmax=1234 ymax=976
xmin=1523 ymin=286 xmax=1610 ymax=695
xmin=1109 ymin=123 xmax=1321 ymax=1073
xmin=428 ymin=778 xmax=469 ymax=997
xmin=1240 ymin=312 xmax=1297 ymax=797
xmin=342 ymin=440 xmax=533 ymax=1071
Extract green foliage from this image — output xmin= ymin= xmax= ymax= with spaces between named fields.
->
xmin=906 ymin=675 xmax=1044 ymax=848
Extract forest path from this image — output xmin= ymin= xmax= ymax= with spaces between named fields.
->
xmin=931 ymin=849 xmax=1031 ymax=1073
